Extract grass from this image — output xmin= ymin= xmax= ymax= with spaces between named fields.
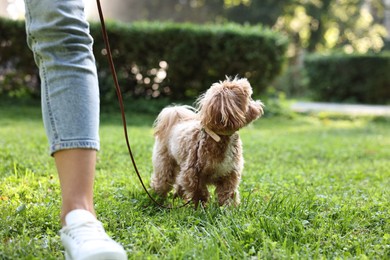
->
xmin=0 ymin=102 xmax=389 ymax=259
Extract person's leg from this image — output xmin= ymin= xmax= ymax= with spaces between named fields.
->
xmin=24 ymin=0 xmax=126 ymax=258
xmin=24 ymin=0 xmax=100 ymax=225
xmin=55 ymin=149 xmax=96 ymax=224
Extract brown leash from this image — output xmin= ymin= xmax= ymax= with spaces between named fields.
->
xmin=96 ymin=0 xmax=192 ymax=209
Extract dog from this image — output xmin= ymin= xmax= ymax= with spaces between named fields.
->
xmin=151 ymin=77 xmax=264 ymax=207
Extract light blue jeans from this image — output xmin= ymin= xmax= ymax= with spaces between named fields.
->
xmin=24 ymin=0 xmax=100 ymax=155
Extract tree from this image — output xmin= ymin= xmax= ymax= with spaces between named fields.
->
xmin=381 ymin=0 xmax=390 ymax=48
xmin=272 ymin=0 xmax=387 ymax=53
xmin=225 ymin=0 xmax=292 ymax=26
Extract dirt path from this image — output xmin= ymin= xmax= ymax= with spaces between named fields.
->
xmin=291 ymin=101 xmax=390 ymax=116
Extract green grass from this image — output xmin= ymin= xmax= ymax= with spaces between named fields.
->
xmin=0 ymin=103 xmax=389 ymax=259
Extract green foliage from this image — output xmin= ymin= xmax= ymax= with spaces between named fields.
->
xmin=219 ymin=0 xmax=387 ymax=54
xmin=269 ymin=0 xmax=386 ymax=54
xmin=91 ymin=0 xmax=388 ymax=54
xmin=91 ymin=21 xmax=288 ymax=102
xmin=304 ymin=53 xmax=390 ymax=104
xmin=1 ymin=103 xmax=389 ymax=259
xmin=0 ymin=17 xmax=288 ymax=103
xmin=261 ymin=87 xmax=297 ymax=118
xmin=0 ymin=18 xmax=39 ymax=98
xmin=225 ymin=0 xmax=288 ymax=26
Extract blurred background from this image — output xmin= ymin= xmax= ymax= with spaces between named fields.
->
xmin=1 ymin=0 xmax=389 ymax=109
xmin=3 ymin=0 xmax=388 ymax=53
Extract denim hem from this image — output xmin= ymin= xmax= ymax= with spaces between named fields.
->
xmin=50 ymin=140 xmax=100 ymax=156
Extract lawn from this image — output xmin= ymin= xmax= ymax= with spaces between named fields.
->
xmin=0 ymin=102 xmax=389 ymax=259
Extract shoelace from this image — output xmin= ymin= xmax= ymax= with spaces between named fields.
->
xmin=61 ymin=221 xmax=110 ymax=245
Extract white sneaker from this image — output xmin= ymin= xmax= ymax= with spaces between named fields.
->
xmin=60 ymin=209 xmax=127 ymax=260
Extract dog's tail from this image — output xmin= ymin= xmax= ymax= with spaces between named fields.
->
xmin=154 ymin=105 xmax=197 ymax=139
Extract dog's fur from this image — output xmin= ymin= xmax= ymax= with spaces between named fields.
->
xmin=151 ymin=77 xmax=264 ymax=206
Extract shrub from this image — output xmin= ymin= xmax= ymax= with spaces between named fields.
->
xmin=0 ymin=18 xmax=39 ymax=98
xmin=0 ymin=17 xmax=288 ymax=103
xmin=304 ymin=53 xmax=390 ymax=104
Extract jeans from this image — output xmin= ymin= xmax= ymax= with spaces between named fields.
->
xmin=24 ymin=0 xmax=100 ymax=155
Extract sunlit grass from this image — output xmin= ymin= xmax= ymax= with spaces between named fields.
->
xmin=0 ymin=103 xmax=389 ymax=259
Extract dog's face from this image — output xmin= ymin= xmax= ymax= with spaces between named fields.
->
xmin=197 ymin=78 xmax=264 ymax=134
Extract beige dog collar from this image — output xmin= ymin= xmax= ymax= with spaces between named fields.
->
xmin=203 ymin=126 xmax=221 ymax=142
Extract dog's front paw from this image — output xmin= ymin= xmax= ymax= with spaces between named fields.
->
xmin=173 ymin=184 xmax=185 ymax=199
xmin=218 ymin=190 xmax=240 ymax=207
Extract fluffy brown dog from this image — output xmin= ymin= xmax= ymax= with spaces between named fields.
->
xmin=151 ymin=77 xmax=264 ymax=207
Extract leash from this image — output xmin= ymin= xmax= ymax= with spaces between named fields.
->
xmin=96 ymin=0 xmax=191 ymax=209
